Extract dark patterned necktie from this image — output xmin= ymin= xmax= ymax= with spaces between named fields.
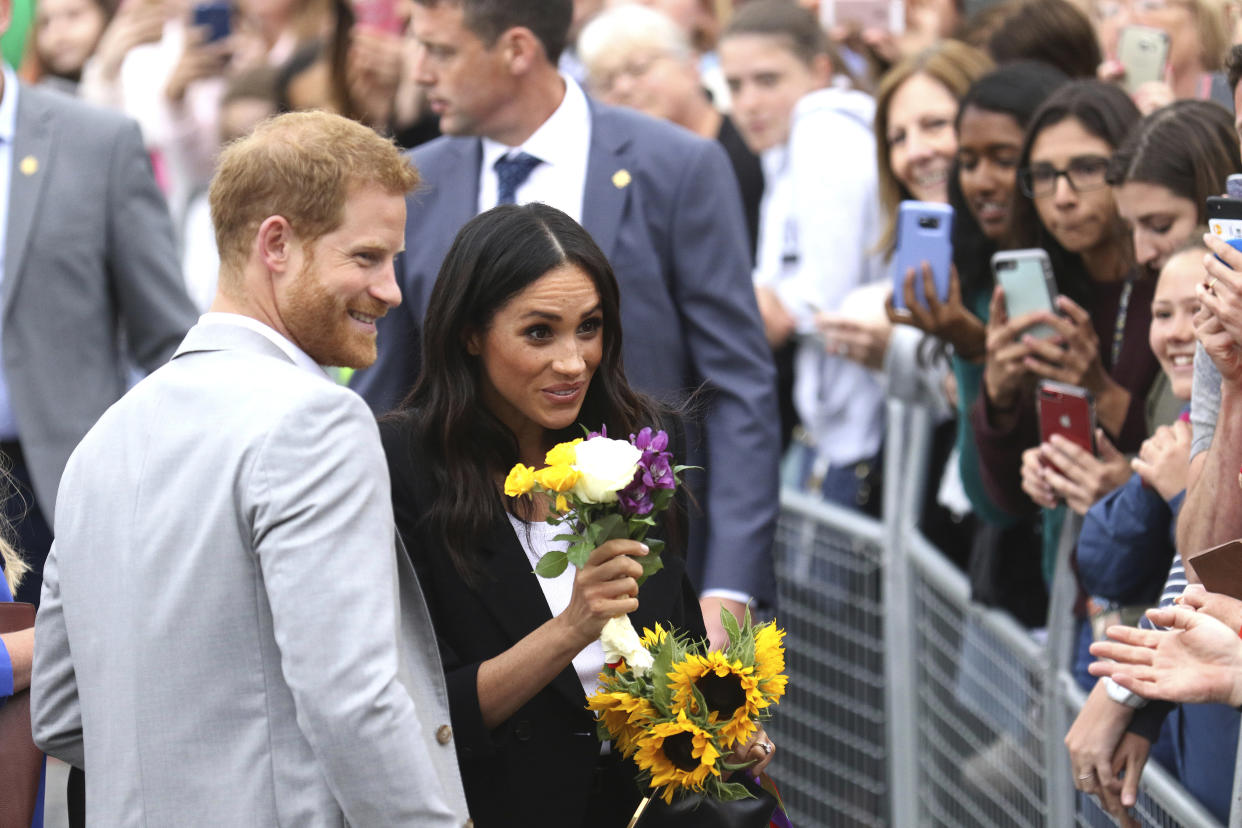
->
xmin=494 ymin=152 xmax=542 ymax=205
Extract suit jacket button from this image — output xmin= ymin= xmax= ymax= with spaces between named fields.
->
xmin=513 ymin=719 xmax=532 ymax=742
xmin=436 ymin=724 xmax=453 ymax=745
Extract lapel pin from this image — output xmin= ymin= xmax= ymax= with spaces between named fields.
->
xmin=19 ymin=156 xmax=38 ymax=176
xmin=612 ymin=169 xmax=631 ymax=189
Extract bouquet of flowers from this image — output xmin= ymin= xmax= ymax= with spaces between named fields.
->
xmin=503 ymin=427 xmax=686 ymax=672
xmin=505 ymin=427 xmax=790 ymax=818
xmin=590 ymin=609 xmax=789 ymax=809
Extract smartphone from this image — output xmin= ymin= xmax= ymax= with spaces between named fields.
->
xmin=1207 ymin=195 xmax=1242 ymax=259
xmin=1116 ymin=26 xmax=1170 ymax=94
xmin=352 ymin=0 xmax=403 ymax=34
xmin=192 ymin=1 xmax=231 ymax=43
xmin=820 ymin=0 xmax=904 ymax=32
xmin=891 ymin=201 xmax=953 ymax=311
xmin=1037 ymin=380 xmax=1097 ymax=460
xmin=991 ymin=248 xmax=1058 ymax=339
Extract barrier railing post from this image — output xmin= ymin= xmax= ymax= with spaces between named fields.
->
xmin=882 ymin=397 xmax=932 ymax=827
xmin=1043 ymin=510 xmax=1082 ymax=826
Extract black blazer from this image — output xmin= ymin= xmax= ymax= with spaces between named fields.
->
xmin=380 ymin=416 xmax=706 ymax=828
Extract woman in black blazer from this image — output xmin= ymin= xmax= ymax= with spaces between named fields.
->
xmin=379 ymin=204 xmax=769 ymax=827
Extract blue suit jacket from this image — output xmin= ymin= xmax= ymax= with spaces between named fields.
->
xmin=352 ymin=100 xmax=779 ymax=606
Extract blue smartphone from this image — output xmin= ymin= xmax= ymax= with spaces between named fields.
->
xmin=891 ymin=201 xmax=953 ymax=311
xmin=1207 ymin=196 xmax=1242 ymax=260
xmin=193 ymin=1 xmax=231 ymax=43
xmin=991 ymin=248 xmax=1058 ymax=339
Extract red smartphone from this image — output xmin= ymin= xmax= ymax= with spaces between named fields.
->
xmin=352 ymin=0 xmax=403 ymax=34
xmin=1037 ymin=381 xmax=1096 ymax=469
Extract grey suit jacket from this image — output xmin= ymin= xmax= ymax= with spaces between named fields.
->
xmin=5 ymin=83 xmax=196 ymax=517
xmin=352 ymin=100 xmax=780 ymax=606
xmin=31 ymin=323 xmax=471 ymax=827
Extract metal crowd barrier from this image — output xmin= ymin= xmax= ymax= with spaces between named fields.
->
xmin=766 ymin=398 xmax=1228 ymax=827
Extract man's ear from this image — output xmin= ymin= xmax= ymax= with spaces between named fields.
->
xmin=501 ymin=26 xmax=546 ymax=75
xmin=256 ymin=216 xmax=295 ymax=274
xmin=810 ymin=53 xmax=833 ymax=89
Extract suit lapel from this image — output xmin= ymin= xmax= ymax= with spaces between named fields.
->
xmin=4 ymin=85 xmax=55 ymax=314
xmin=475 ymin=518 xmax=589 ymax=711
xmin=580 ymin=103 xmax=633 ymax=263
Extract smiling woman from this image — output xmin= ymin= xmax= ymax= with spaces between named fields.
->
xmin=378 ymin=203 xmax=721 ymax=827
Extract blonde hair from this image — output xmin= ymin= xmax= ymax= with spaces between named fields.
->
xmin=209 ymin=111 xmax=420 ymax=285
xmin=1191 ymin=0 xmax=1231 ymax=72
xmin=873 ymin=41 xmax=993 ymax=256
xmin=1 ymin=536 xmax=26 ymax=596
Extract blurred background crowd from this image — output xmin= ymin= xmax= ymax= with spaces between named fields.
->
xmin=6 ymin=0 xmax=1242 ymax=823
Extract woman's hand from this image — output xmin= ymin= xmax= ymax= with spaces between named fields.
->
xmin=816 ymin=313 xmax=891 ymax=371
xmin=347 ymin=26 xmax=405 ymax=127
xmin=165 ymin=25 xmax=230 ymax=105
xmin=1131 ymin=80 xmax=1175 ymax=116
xmin=1065 ymin=680 xmax=1144 ymax=827
xmin=723 ymin=725 xmax=776 ymax=779
xmin=557 ymin=539 xmax=645 ymax=651
xmin=1038 ymin=431 xmax=1130 ymax=515
xmin=1021 ymin=445 xmax=1058 ymax=509
xmin=1179 ymin=584 xmax=1242 ymax=633
xmin=1198 ymin=236 xmax=1242 ymax=384
xmin=1020 ymin=296 xmax=1108 ymax=392
xmin=886 ymin=263 xmax=986 ymax=360
xmin=1131 ymin=420 xmax=1191 ymax=502
xmin=982 ymin=285 xmax=1039 ymax=410
xmin=93 ymin=0 xmax=168 ymax=82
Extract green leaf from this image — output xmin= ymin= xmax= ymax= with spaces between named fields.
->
xmin=635 ymin=546 xmax=664 ymax=587
xmin=593 ymin=512 xmax=627 ymax=542
xmin=720 ymin=604 xmax=742 ymax=648
xmin=650 ymin=640 xmax=676 ymax=714
xmin=534 ymin=549 xmax=569 ymax=579
xmin=566 ymin=541 xmax=594 ymax=569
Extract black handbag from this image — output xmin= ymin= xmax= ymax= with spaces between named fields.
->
xmin=630 ymin=774 xmax=779 ymax=828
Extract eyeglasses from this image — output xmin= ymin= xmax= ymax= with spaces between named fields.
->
xmin=1018 ymin=155 xmax=1111 ymax=198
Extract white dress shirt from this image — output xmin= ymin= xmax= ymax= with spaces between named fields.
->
xmin=198 ymin=313 xmax=328 ymax=379
xmin=507 ymin=513 xmax=606 ymax=697
xmin=478 ymin=76 xmax=592 ymax=221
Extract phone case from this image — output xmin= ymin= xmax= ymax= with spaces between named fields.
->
xmin=821 ymin=0 xmax=904 ymax=32
xmin=1037 ymin=380 xmax=1097 ymax=458
xmin=1117 ymin=26 xmax=1170 ymax=93
xmin=353 ymin=0 xmax=403 ymax=33
xmin=1186 ymin=539 xmax=1242 ymax=599
xmin=891 ymin=201 xmax=953 ymax=311
xmin=192 ymin=2 xmax=230 ymax=42
xmin=991 ymin=248 xmax=1058 ymax=339
xmin=1207 ymin=196 xmax=1242 ymax=257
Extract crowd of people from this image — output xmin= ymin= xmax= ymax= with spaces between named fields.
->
xmin=3 ymin=0 xmax=1242 ymax=824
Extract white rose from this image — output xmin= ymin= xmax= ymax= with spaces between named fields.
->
xmin=571 ymin=437 xmax=641 ymax=503
xmin=600 ymin=615 xmax=654 ymax=677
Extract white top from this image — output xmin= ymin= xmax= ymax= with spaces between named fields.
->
xmin=753 ymin=87 xmax=887 ymax=468
xmin=506 ymin=513 xmax=606 ymax=697
xmin=478 ymin=76 xmax=592 ymax=221
xmin=198 ymin=312 xmax=327 ymax=379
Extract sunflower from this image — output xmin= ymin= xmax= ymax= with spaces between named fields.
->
xmin=753 ymin=623 xmax=788 ymax=700
xmin=633 ymin=710 xmax=722 ymax=803
xmin=640 ymin=623 xmax=668 ymax=648
xmin=587 ymin=690 xmax=657 ymax=756
xmin=667 ymin=652 xmax=767 ymax=747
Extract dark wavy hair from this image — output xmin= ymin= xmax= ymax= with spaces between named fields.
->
xmin=1107 ymin=100 xmax=1241 ymax=220
xmin=393 ymin=203 xmax=663 ymax=581
xmin=948 ymin=61 xmax=1069 ymax=303
xmin=1008 ymin=80 xmax=1140 ymax=307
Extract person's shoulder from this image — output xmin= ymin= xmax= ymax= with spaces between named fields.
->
xmin=589 ymin=99 xmax=713 ymax=155
xmin=407 ymin=134 xmax=476 ymax=174
xmin=21 ymin=82 xmax=137 ymax=138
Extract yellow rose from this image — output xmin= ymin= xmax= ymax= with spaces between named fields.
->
xmin=503 ymin=464 xmax=536 ymax=497
xmin=533 ymin=464 xmax=582 ymax=493
xmin=555 ymin=494 xmax=570 ymax=514
xmin=544 ymin=439 xmax=582 ymax=468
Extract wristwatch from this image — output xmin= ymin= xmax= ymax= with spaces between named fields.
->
xmin=1105 ymin=676 xmax=1148 ymax=709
